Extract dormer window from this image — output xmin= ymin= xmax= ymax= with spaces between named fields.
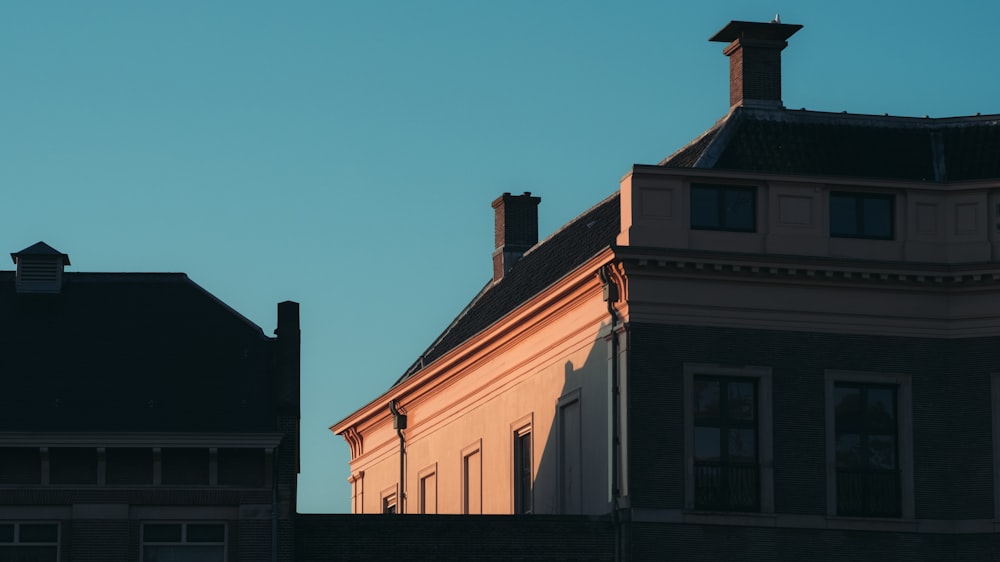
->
xmin=691 ymin=184 xmax=757 ymax=232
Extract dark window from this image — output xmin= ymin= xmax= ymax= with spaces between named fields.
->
xmin=161 ymin=448 xmax=209 ymax=485
xmin=0 ymin=448 xmax=41 ymax=484
xmin=218 ymin=448 xmax=265 ymax=487
xmin=142 ymin=523 xmax=224 ymax=562
xmin=382 ymin=494 xmax=397 ymax=514
xmin=690 ymin=184 xmax=756 ymax=232
xmin=106 ymin=448 xmax=153 ymax=485
xmin=0 ymin=523 xmax=58 ymax=562
xmin=49 ymin=448 xmax=97 ymax=485
xmin=834 ymin=383 xmax=900 ymax=517
xmin=513 ymin=430 xmax=532 ymax=514
xmin=830 ymin=192 xmax=894 ymax=239
xmin=693 ymin=377 xmax=759 ymax=511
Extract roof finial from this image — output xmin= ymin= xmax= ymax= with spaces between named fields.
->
xmin=770 ymin=13 xmax=781 ymax=24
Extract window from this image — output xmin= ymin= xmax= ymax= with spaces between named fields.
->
xmin=142 ymin=523 xmax=224 ymax=562
xmin=161 ymin=448 xmax=209 ymax=485
xmin=217 ymin=448 xmax=265 ymax=487
xmin=690 ymin=184 xmax=756 ymax=232
xmin=462 ymin=442 xmax=482 ymax=514
xmin=692 ymin=377 xmax=759 ymax=511
xmin=832 ymin=383 xmax=899 ymax=516
xmin=0 ymin=448 xmax=41 ymax=484
xmin=825 ymin=371 xmax=913 ymax=519
xmin=418 ymin=465 xmax=438 ymax=514
xmin=684 ymin=364 xmax=773 ymax=513
xmin=0 ymin=523 xmax=58 ymax=562
xmin=513 ymin=428 xmax=532 ymax=514
xmin=106 ymin=448 xmax=153 ymax=485
xmin=49 ymin=447 xmax=97 ymax=485
xmin=382 ymin=493 xmax=397 ymax=514
xmin=829 ymin=192 xmax=894 ymax=239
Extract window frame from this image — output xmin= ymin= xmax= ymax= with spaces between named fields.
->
xmin=140 ymin=522 xmax=225 ymax=562
xmin=511 ymin=414 xmax=533 ymax=514
xmin=683 ymin=364 xmax=773 ymax=513
xmin=417 ymin=464 xmax=438 ymax=515
xmin=689 ymin=183 xmax=758 ymax=233
xmin=380 ymin=485 xmax=398 ymax=514
xmin=825 ymin=370 xmax=914 ymax=519
xmin=461 ymin=440 xmax=483 ymax=515
xmin=0 ymin=522 xmax=59 ymax=562
xmin=829 ymin=191 xmax=895 ymax=240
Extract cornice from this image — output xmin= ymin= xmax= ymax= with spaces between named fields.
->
xmin=615 ymin=247 xmax=1000 ymax=291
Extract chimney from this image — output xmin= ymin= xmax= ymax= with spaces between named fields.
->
xmin=492 ymin=192 xmax=540 ymax=282
xmin=710 ymin=20 xmax=802 ymax=109
xmin=11 ymin=241 xmax=70 ymax=294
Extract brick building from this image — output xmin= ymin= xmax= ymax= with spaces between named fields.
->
xmin=331 ymin=20 xmax=1000 ymax=560
xmin=0 ymin=242 xmax=299 ymax=561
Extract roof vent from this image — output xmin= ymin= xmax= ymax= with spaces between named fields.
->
xmin=11 ymin=241 xmax=70 ymax=294
xmin=710 ymin=20 xmax=802 ymax=109
xmin=492 ymin=192 xmax=541 ymax=282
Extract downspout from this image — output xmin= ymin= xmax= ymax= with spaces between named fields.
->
xmin=389 ymin=401 xmax=407 ymax=513
xmin=599 ymin=265 xmax=623 ymax=562
xmin=271 ymin=446 xmax=278 ymax=562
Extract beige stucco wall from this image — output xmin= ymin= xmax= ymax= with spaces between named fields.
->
xmin=343 ymin=285 xmax=614 ymax=515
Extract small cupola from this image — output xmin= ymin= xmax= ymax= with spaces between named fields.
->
xmin=11 ymin=241 xmax=70 ymax=294
xmin=492 ymin=192 xmax=541 ymax=282
xmin=710 ymin=19 xmax=802 ymax=109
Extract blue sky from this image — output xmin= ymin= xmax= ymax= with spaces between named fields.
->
xmin=2 ymin=2 xmax=997 ymax=513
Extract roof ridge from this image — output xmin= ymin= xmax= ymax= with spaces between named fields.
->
xmin=745 ymin=107 xmax=1000 ymax=127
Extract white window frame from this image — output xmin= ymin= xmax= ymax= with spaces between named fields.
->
xmin=825 ymin=370 xmax=914 ymax=519
xmin=683 ymin=363 xmax=773 ymax=513
xmin=140 ymin=522 xmax=226 ymax=561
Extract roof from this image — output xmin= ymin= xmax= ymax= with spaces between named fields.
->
xmin=397 ymin=193 xmax=621 ymax=383
xmin=661 ymin=106 xmax=1000 ymax=182
xmin=11 ymin=241 xmax=70 ymax=265
xmin=391 ymin=107 xmax=1000 ymax=388
xmin=0 ymin=272 xmax=279 ymax=432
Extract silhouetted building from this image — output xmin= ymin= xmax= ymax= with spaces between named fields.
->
xmin=0 ymin=242 xmax=299 ymax=561
xmin=331 ymin=20 xmax=1000 ymax=561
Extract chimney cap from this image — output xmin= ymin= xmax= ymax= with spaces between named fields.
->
xmin=709 ymin=20 xmax=802 ymax=43
xmin=11 ymin=241 xmax=70 ymax=265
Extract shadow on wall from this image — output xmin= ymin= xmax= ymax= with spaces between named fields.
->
xmin=532 ymin=321 xmax=611 ymax=515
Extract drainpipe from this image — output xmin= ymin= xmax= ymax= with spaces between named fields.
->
xmin=389 ymin=401 xmax=407 ymax=513
xmin=599 ymin=265 xmax=622 ymax=562
xmin=271 ymin=446 xmax=278 ymax=562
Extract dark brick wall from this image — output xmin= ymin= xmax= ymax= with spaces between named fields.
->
xmin=627 ymin=522 xmax=1000 ymax=562
xmin=626 ymin=323 xmax=995 ymax=519
xmin=296 ymin=514 xmax=615 ymax=562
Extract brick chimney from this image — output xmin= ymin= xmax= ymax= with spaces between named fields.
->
xmin=11 ymin=241 xmax=70 ymax=294
xmin=492 ymin=192 xmax=540 ymax=282
xmin=710 ymin=20 xmax=802 ymax=109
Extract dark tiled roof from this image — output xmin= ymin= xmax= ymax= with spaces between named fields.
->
xmin=0 ymin=272 xmax=279 ymax=432
xmin=398 ymin=194 xmax=620 ymax=383
xmin=662 ymin=107 xmax=1000 ymax=182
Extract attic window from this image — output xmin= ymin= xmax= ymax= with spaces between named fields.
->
xmin=690 ymin=184 xmax=757 ymax=232
xmin=830 ymin=192 xmax=894 ymax=240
